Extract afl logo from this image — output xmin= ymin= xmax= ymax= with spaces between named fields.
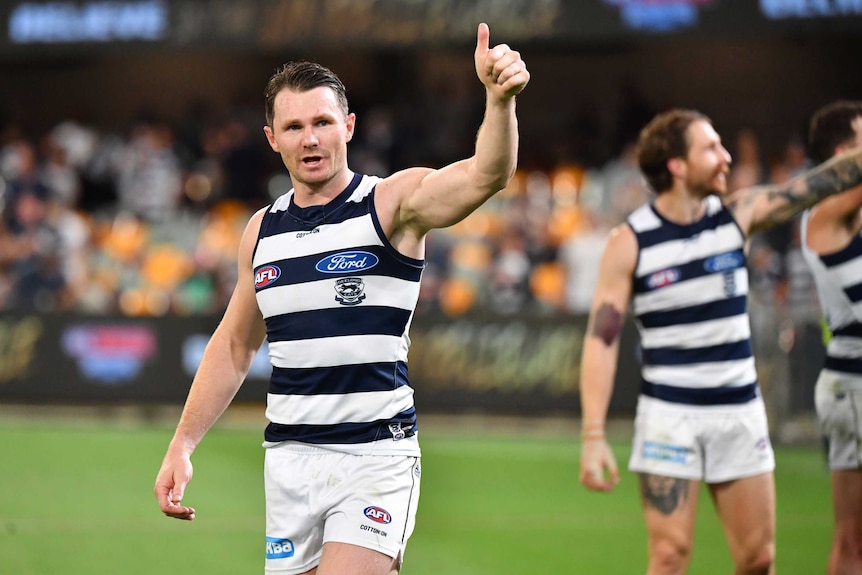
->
xmin=364 ymin=506 xmax=392 ymax=524
xmin=646 ymin=267 xmax=680 ymax=289
xmin=704 ymin=251 xmax=743 ymax=273
xmin=255 ymin=265 xmax=281 ymax=288
xmin=316 ymin=251 xmax=379 ymax=274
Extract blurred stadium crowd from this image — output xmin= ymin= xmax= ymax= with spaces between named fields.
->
xmin=0 ymin=104 xmax=822 ymax=321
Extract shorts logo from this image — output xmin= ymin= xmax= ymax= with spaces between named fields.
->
xmin=334 ymin=277 xmax=366 ymax=305
xmin=646 ymin=267 xmax=680 ymax=289
xmin=642 ymin=441 xmax=693 ymax=463
xmin=389 ymin=422 xmax=405 ymax=440
xmin=255 ymin=265 xmax=281 ymax=288
xmin=265 ymin=537 xmax=295 ymax=559
xmin=364 ymin=506 xmax=392 ymax=524
xmin=316 ymin=251 xmax=379 ymax=274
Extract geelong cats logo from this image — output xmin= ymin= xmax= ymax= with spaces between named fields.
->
xmin=334 ymin=277 xmax=366 ymax=305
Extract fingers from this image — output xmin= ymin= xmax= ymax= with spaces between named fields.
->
xmin=154 ymin=465 xmax=196 ymax=520
xmin=163 ymin=499 xmax=197 ymax=521
xmin=579 ymin=438 xmax=620 ymax=492
xmin=157 ymin=484 xmax=196 ymax=520
xmin=581 ymin=465 xmax=616 ymax=492
xmin=494 ymin=56 xmax=529 ymax=96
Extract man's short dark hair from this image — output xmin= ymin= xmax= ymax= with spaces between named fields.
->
xmin=264 ymin=61 xmax=349 ymax=128
xmin=809 ymin=100 xmax=862 ymax=163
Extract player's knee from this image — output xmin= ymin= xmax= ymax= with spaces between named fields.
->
xmin=735 ymin=541 xmax=775 ymax=574
xmin=648 ymin=538 xmax=692 ymax=574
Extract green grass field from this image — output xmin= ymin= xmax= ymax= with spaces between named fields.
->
xmin=0 ymin=415 xmax=833 ymax=574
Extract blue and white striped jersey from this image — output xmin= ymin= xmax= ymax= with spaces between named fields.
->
xmin=627 ymin=195 xmax=759 ymax=406
xmin=801 ymin=209 xmax=862 ymax=390
xmin=252 ymin=173 xmax=424 ymax=455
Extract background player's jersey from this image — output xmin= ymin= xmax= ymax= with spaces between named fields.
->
xmin=801 ymin=210 xmax=862 ymax=391
xmin=627 ymin=195 xmax=759 ymax=406
xmin=253 ymin=173 xmax=423 ymax=455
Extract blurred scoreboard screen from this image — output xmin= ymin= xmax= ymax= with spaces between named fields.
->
xmin=2 ymin=0 xmax=862 ymax=55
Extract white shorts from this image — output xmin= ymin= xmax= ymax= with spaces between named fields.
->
xmin=628 ymin=396 xmax=775 ymax=483
xmin=263 ymin=443 xmax=421 ymax=575
xmin=815 ymin=374 xmax=862 ymax=470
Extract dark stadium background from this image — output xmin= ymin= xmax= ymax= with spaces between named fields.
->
xmin=0 ymin=0 xmax=857 ymax=432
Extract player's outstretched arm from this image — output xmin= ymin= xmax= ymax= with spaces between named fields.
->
xmin=154 ymin=209 xmax=268 ymax=520
xmin=727 ymin=146 xmax=862 ymax=235
xmin=376 ymin=22 xmax=530 ymax=241
xmin=579 ymin=225 xmax=636 ymax=492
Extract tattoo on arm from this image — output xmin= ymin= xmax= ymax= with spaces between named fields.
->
xmin=758 ymin=149 xmax=862 ymax=228
xmin=592 ymin=303 xmax=623 ymax=346
xmin=639 ymin=474 xmax=690 ymax=516
xmin=725 ymin=192 xmax=757 ymax=214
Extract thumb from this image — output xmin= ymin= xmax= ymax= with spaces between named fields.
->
xmin=171 ymin=479 xmax=186 ymax=504
xmin=475 ymin=22 xmax=489 ymax=58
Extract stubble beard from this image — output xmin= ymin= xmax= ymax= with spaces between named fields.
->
xmin=690 ymin=169 xmax=728 ymax=197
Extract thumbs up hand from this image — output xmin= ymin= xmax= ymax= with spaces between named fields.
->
xmin=474 ymin=22 xmax=530 ymax=100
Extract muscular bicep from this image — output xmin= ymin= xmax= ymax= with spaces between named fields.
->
xmin=376 ymin=162 xmax=503 ymax=256
xmin=396 ymin=160 xmax=501 ymax=232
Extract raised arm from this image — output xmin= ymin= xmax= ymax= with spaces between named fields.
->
xmin=375 ymin=23 xmax=529 ymax=250
xmin=805 ymin=183 xmax=862 ymax=253
xmin=579 ymin=224 xmax=637 ymax=492
xmin=727 ymin=146 xmax=862 ymax=236
xmin=153 ymin=208 xmax=268 ymax=520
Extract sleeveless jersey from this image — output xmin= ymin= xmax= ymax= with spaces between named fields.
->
xmin=800 ymin=210 xmax=862 ymax=390
xmin=252 ymin=173 xmax=424 ymax=455
xmin=627 ymin=195 xmax=759 ymax=405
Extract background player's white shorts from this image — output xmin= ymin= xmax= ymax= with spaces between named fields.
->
xmin=815 ymin=373 xmax=862 ymax=470
xmin=628 ymin=396 xmax=775 ymax=483
xmin=263 ymin=443 xmax=421 ymax=575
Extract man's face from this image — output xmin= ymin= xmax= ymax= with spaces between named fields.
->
xmin=682 ymin=120 xmax=732 ymax=196
xmin=263 ymin=86 xmax=355 ymax=189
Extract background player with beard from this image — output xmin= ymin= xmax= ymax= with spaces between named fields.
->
xmin=579 ymin=108 xmax=862 ymax=575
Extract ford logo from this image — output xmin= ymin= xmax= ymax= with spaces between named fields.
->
xmin=704 ymin=251 xmax=743 ymax=273
xmin=316 ymin=251 xmax=379 ymax=274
